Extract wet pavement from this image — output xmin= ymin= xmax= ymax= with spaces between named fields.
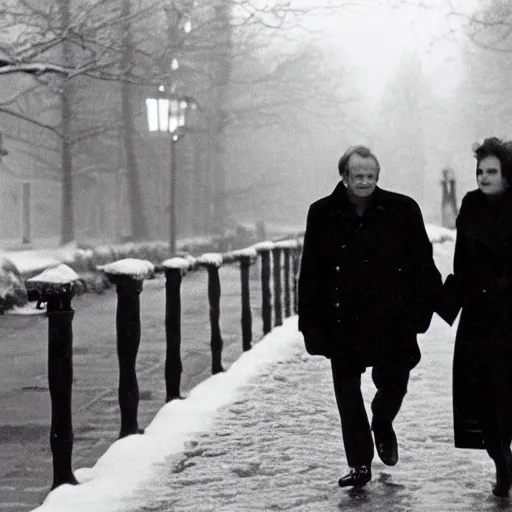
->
xmin=119 ymin=300 xmax=512 ymax=511
xmin=5 ymin=241 xmax=504 ymax=512
xmin=0 ymin=263 xmax=265 ymax=512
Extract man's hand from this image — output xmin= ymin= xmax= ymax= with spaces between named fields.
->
xmin=302 ymin=328 xmax=331 ymax=358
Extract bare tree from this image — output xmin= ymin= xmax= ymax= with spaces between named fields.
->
xmin=0 ymin=0 xmax=386 ymax=243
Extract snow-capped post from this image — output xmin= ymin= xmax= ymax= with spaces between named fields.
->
xmin=276 ymin=240 xmax=299 ymax=318
xmin=26 ymin=264 xmax=81 ymax=490
xmin=284 ymin=248 xmax=291 ymax=317
xmin=161 ymin=256 xmax=194 ymax=401
xmin=292 ymin=241 xmax=302 ymax=314
xmin=240 ymin=254 xmax=253 ymax=351
xmin=228 ymin=247 xmax=258 ymax=351
xmin=197 ymin=253 xmax=224 ymax=374
xmin=99 ymin=259 xmax=155 ymax=438
xmin=253 ymin=242 xmax=274 ymax=334
xmin=272 ymin=246 xmax=283 ymax=327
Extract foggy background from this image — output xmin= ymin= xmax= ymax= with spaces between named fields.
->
xmin=0 ymin=0 xmax=509 ymax=248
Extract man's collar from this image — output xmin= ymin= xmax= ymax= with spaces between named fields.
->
xmin=330 ymin=182 xmax=387 ymax=213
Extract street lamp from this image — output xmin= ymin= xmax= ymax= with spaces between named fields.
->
xmin=146 ymin=85 xmax=197 ymax=255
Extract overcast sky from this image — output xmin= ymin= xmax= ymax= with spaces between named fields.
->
xmin=312 ymin=0 xmax=479 ymax=104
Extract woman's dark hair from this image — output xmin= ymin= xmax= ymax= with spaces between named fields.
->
xmin=338 ymin=145 xmax=380 ymax=177
xmin=473 ymin=137 xmax=512 ymax=183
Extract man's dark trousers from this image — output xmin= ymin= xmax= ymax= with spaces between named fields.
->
xmin=331 ymin=359 xmax=411 ymax=467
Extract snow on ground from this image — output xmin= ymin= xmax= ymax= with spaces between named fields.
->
xmin=425 ymin=224 xmax=456 ymax=244
xmin=18 ymin=223 xmax=460 ymax=511
xmin=0 ymin=245 xmax=78 ymax=275
xmin=32 ymin=318 xmax=302 ymax=512
xmin=0 ymin=256 xmax=27 ymax=308
xmin=0 ymin=223 xmax=453 ymax=279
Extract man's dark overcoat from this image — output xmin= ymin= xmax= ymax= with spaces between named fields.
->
xmin=437 ymin=188 xmax=512 ymax=449
xmin=298 ymin=182 xmax=442 ymax=372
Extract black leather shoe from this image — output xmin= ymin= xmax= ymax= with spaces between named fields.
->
xmin=338 ymin=465 xmax=372 ymax=488
xmin=504 ymin=445 xmax=512 ymax=474
xmin=373 ymin=424 xmax=398 ymax=466
xmin=493 ymin=472 xmax=511 ymax=497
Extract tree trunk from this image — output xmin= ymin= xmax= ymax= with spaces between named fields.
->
xmin=60 ymin=94 xmax=74 ymax=244
xmin=210 ymin=1 xmax=233 ymax=234
xmin=121 ymin=0 xmax=149 ymax=241
xmin=59 ymin=0 xmax=74 ymax=245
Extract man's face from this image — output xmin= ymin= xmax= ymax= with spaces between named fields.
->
xmin=344 ymin=154 xmax=379 ymax=198
xmin=476 ymin=155 xmax=509 ymax=195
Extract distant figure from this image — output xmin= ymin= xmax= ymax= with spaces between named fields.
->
xmin=436 ymin=137 xmax=512 ymax=497
xmin=298 ymin=145 xmax=442 ymax=488
xmin=441 ymin=167 xmax=458 ymax=229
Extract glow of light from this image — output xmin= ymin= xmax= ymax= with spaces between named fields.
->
xmin=184 ymin=20 xmax=192 ymax=33
xmin=171 ymin=58 xmax=179 ymax=70
xmin=178 ymin=100 xmax=187 ymax=127
xmin=169 ymin=99 xmax=179 ymax=133
xmin=146 ymin=99 xmax=159 ymax=131
xmin=158 ymin=98 xmax=169 ymax=132
xmin=158 ymin=84 xmax=165 ymax=92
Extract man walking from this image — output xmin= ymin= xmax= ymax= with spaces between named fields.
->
xmin=298 ymin=145 xmax=442 ymax=488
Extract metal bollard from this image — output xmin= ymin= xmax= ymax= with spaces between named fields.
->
xmin=240 ymin=255 xmax=253 ymax=352
xmin=102 ymin=259 xmax=154 ymax=439
xmin=260 ymin=249 xmax=272 ymax=334
xmin=283 ymin=247 xmax=291 ymax=318
xmin=163 ymin=266 xmax=183 ymax=401
xmin=26 ymin=265 xmax=80 ymax=490
xmin=113 ymin=275 xmax=143 ymax=438
xmin=272 ymin=247 xmax=283 ymax=327
xmin=293 ymin=243 xmax=301 ymax=314
xmin=207 ymin=265 xmax=224 ymax=374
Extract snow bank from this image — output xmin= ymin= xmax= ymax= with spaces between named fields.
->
xmin=0 ymin=256 xmax=27 ymax=310
xmin=0 ymin=250 xmax=61 ymax=276
xmin=425 ymin=223 xmax=456 ymax=243
xmin=32 ymin=317 xmax=301 ymax=512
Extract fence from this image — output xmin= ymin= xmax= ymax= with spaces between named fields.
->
xmin=24 ymin=239 xmax=302 ymax=491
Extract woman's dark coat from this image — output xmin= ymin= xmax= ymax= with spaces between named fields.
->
xmin=437 ymin=188 xmax=512 ymax=449
xmin=298 ymin=182 xmax=442 ymax=372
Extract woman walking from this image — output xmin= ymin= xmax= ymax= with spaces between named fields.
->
xmin=437 ymin=137 xmax=512 ymax=497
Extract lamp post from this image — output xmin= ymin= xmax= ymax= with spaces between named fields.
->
xmin=146 ymin=86 xmax=196 ymax=255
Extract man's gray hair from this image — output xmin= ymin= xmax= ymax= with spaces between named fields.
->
xmin=338 ymin=145 xmax=380 ymax=177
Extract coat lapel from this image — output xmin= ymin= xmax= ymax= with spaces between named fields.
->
xmin=460 ymin=189 xmax=512 ymax=256
xmin=496 ymin=191 xmax=512 ymax=241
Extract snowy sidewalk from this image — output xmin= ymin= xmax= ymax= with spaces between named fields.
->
xmin=33 ymin=311 xmax=512 ymax=512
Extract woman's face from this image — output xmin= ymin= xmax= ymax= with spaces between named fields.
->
xmin=476 ymin=155 xmax=509 ymax=195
